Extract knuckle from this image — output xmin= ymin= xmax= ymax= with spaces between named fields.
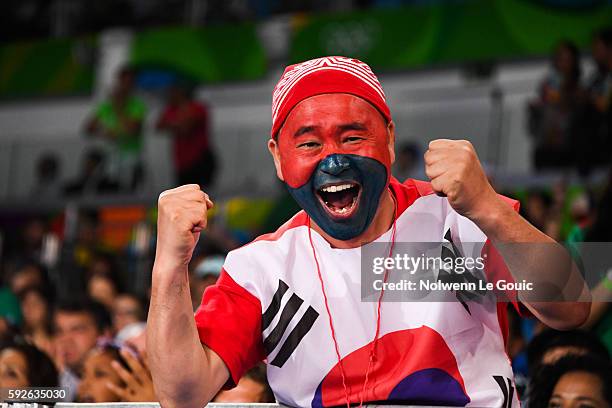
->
xmin=158 ymin=191 xmax=170 ymax=204
xmin=459 ymin=149 xmax=472 ymax=162
xmin=169 ymin=211 xmax=181 ymax=223
xmin=460 ymin=140 xmax=474 ymax=151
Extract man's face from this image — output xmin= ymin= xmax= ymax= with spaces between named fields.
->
xmin=54 ymin=311 xmax=101 ymax=371
xmin=269 ymin=94 xmax=395 ymax=240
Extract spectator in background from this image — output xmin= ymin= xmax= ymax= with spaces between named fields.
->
xmin=112 ymin=293 xmax=146 ymax=333
xmin=213 ymin=363 xmax=274 ymax=403
xmin=521 ymin=189 xmax=553 ymax=232
xmin=577 ymin=27 xmax=612 ymax=176
xmin=7 ymin=261 xmax=50 ymax=296
xmin=528 ymin=40 xmax=586 ymax=171
xmin=587 ymin=28 xmax=612 ymax=110
xmin=87 ymin=273 xmax=119 ymax=311
xmin=72 ymin=211 xmax=108 ymax=272
xmin=0 ymin=288 xmax=22 ymax=342
xmin=87 ymin=251 xmax=119 ymax=278
xmin=526 ymin=329 xmax=610 ymax=377
xmin=31 ymin=153 xmax=62 ymax=199
xmin=506 ymin=306 xmax=528 ymax=396
xmin=115 ymin=322 xmax=146 ymax=354
xmin=0 ymin=340 xmax=58 ymax=388
xmin=64 ymin=149 xmax=118 ymax=196
xmin=529 ymin=355 xmax=612 ymax=408
xmin=18 ymin=286 xmax=54 ymax=358
xmin=189 ymin=254 xmax=225 ymax=310
xmin=156 ymin=80 xmax=217 ymax=188
xmin=84 ymin=66 xmax=146 ymax=191
xmin=54 ymin=298 xmax=112 ymax=401
xmin=77 ymin=343 xmax=156 ymax=403
xmin=6 ymin=218 xmax=48 ymax=265
xmin=392 ymin=142 xmax=425 ymax=182
xmin=106 ymin=343 xmax=156 ymax=402
xmin=582 ymin=171 xmax=612 ymax=355
xmin=84 ymin=251 xmax=123 ymax=310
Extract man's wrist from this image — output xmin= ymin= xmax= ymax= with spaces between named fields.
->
xmin=152 ymin=256 xmax=190 ymax=282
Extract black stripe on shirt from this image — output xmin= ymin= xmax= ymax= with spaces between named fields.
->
xmin=262 ymin=279 xmax=289 ymax=330
xmin=263 ymin=293 xmax=303 ymax=355
xmin=270 ymin=306 xmax=319 ymax=368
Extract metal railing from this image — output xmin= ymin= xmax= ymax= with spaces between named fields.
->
xmin=2 ymin=404 xmax=280 ymax=408
xmin=1 ymin=404 xmax=427 ymax=408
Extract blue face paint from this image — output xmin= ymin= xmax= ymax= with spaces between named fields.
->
xmin=286 ymin=154 xmax=388 ymax=241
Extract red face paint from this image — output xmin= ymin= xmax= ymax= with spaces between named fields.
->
xmin=277 ymin=94 xmax=392 ymax=189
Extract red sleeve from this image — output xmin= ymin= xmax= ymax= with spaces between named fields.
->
xmin=194 ymin=268 xmax=265 ymax=387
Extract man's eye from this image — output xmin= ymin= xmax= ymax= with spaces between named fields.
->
xmin=298 ymin=142 xmax=320 ymax=148
xmin=344 ymin=136 xmax=364 ymax=143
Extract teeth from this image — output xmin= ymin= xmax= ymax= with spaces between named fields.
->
xmin=320 ymin=184 xmax=354 ymax=193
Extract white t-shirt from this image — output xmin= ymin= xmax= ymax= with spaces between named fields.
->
xmin=195 ymin=178 xmax=521 ymax=407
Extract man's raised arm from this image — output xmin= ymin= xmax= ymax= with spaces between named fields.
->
xmin=425 ymin=139 xmax=590 ymax=329
xmin=147 ymin=185 xmax=229 ymax=408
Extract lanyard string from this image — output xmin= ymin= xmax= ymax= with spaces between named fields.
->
xmin=307 ymin=192 xmax=397 ymax=408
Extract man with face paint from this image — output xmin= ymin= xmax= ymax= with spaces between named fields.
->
xmin=148 ymin=56 xmax=590 ymax=408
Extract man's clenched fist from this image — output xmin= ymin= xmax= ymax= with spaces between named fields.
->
xmin=424 ymin=139 xmax=500 ymax=220
xmin=155 ymin=184 xmax=214 ymax=270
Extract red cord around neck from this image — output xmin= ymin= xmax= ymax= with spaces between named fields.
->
xmin=307 ymin=193 xmax=397 ymax=408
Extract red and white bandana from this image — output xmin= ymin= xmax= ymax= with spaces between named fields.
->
xmin=271 ymin=56 xmax=392 ymax=138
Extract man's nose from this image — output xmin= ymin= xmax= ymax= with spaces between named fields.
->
xmin=319 ymin=154 xmax=350 ymax=176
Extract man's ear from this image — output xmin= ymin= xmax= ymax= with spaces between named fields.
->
xmin=268 ymin=138 xmax=285 ymax=181
xmin=387 ymin=121 xmax=396 ymax=165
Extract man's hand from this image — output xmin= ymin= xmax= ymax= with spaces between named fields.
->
xmin=155 ymin=184 xmax=214 ymax=269
xmin=424 ymin=139 xmax=500 ymax=221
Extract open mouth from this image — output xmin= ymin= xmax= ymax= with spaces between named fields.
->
xmin=316 ymin=182 xmax=361 ymax=218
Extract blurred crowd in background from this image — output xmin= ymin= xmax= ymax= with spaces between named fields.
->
xmin=1 ymin=0 xmax=612 ymax=406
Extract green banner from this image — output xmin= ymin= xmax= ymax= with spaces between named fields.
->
xmin=130 ymin=24 xmax=267 ymax=83
xmin=290 ymin=0 xmax=612 ymax=69
xmin=0 ymin=37 xmax=95 ymax=99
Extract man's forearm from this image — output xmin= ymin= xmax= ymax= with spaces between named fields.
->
xmin=147 ymin=264 xmax=222 ymax=408
xmin=471 ymin=196 xmax=591 ymax=329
